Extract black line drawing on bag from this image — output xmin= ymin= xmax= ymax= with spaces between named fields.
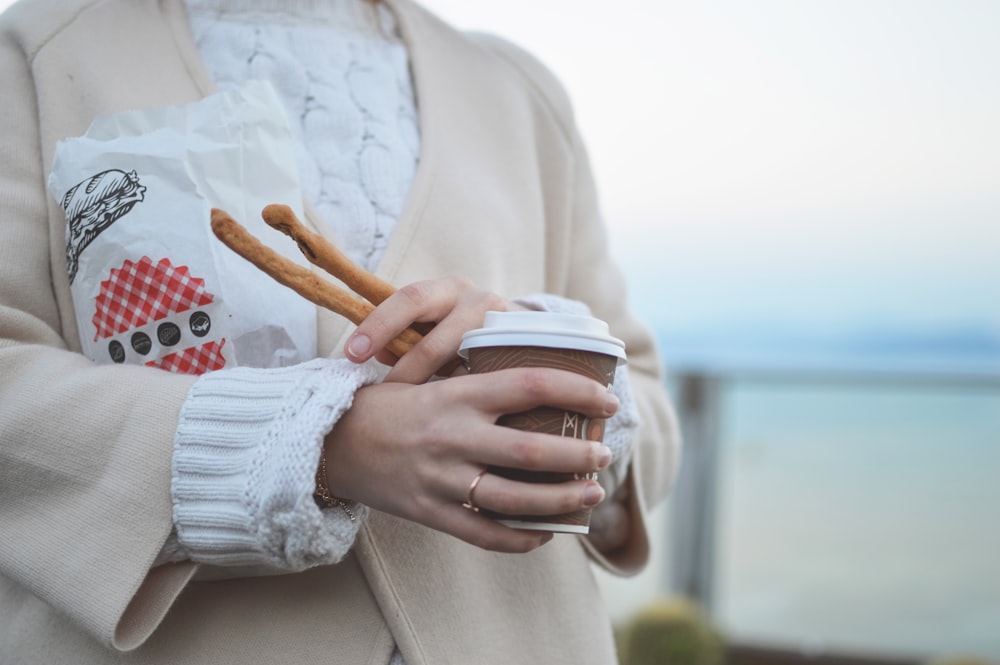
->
xmin=61 ymin=169 xmax=147 ymax=283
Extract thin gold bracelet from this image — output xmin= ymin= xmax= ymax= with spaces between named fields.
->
xmin=314 ymin=447 xmax=357 ymax=521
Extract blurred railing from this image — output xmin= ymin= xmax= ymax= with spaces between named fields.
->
xmin=666 ymin=364 xmax=1000 ymax=663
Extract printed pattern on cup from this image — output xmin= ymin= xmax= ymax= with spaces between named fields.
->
xmin=93 ymin=256 xmax=227 ymax=375
xmin=498 ymin=408 xmax=606 ymax=443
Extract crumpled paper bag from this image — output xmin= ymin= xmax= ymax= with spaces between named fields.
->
xmin=48 ymin=81 xmax=316 ymax=374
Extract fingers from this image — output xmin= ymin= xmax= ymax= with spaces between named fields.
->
xmin=430 ymin=368 xmax=619 ymax=473
xmin=321 ymin=369 xmax=620 ymax=554
xmin=479 ymin=435 xmax=613 ymax=475
xmin=344 ymin=276 xmax=508 ymax=382
xmin=411 ymin=474 xmax=604 ymax=554
xmin=469 ymin=473 xmax=606 ymax=517
xmin=451 ymin=366 xmax=621 ymax=422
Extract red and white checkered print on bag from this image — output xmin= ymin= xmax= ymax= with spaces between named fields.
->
xmin=146 ymin=339 xmax=227 ymax=375
xmin=93 ymin=256 xmax=215 ymax=341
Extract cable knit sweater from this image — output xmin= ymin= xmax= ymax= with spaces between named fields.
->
xmin=185 ymin=0 xmax=419 ymax=273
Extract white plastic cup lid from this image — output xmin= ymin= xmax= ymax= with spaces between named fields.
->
xmin=458 ymin=311 xmax=626 ymax=362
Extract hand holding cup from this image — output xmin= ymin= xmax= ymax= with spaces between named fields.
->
xmin=458 ymin=311 xmax=626 ymax=533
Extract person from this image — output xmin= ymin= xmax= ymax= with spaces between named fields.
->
xmin=0 ymin=0 xmax=681 ymax=662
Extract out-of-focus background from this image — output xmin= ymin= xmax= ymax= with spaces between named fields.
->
xmin=5 ymin=0 xmax=995 ymax=661
xmin=417 ymin=1 xmax=999 ymax=664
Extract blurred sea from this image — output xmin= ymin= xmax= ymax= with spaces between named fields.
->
xmin=713 ymin=374 xmax=1000 ymax=661
xmin=592 ymin=298 xmax=1000 ymax=660
xmin=636 ymin=321 xmax=1000 ymax=660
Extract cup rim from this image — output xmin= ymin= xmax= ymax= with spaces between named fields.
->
xmin=458 ymin=311 xmax=626 ymax=361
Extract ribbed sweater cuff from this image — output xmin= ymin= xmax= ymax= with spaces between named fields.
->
xmin=515 ymin=294 xmax=641 ymax=495
xmin=171 ymin=358 xmax=379 ymax=570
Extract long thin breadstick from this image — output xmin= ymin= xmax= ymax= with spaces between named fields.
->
xmin=261 ymin=203 xmax=434 ymax=336
xmin=261 ymin=203 xmax=397 ymax=306
xmin=210 ymin=208 xmax=422 ymax=359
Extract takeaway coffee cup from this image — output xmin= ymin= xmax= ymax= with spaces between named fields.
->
xmin=458 ymin=311 xmax=626 ymax=533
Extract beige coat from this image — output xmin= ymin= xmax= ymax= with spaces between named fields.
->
xmin=0 ymin=0 xmax=681 ymax=662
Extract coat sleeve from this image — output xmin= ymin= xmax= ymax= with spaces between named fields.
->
xmin=474 ymin=32 xmax=683 ymax=575
xmin=564 ymin=124 xmax=683 ymax=575
xmin=0 ymin=14 xmax=198 ymax=650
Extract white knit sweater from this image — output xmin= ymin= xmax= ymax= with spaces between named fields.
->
xmin=185 ymin=0 xmax=419 ymax=272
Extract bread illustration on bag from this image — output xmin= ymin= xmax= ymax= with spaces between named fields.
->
xmin=61 ymin=168 xmax=147 ymax=283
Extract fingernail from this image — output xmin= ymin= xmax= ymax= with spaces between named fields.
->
xmin=346 ymin=334 xmax=371 ymax=359
xmin=583 ymin=483 xmax=606 ymax=507
xmin=604 ymin=393 xmax=620 ymax=416
xmin=597 ymin=445 xmax=612 ymax=470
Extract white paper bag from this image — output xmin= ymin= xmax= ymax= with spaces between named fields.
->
xmin=48 ymin=81 xmax=316 ymax=374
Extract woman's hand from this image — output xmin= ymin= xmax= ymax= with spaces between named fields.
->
xmin=344 ymin=275 xmax=519 ymax=383
xmin=323 ymin=366 xmax=621 ymax=553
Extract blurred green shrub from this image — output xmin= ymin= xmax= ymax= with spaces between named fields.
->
xmin=617 ymin=596 xmax=726 ymax=665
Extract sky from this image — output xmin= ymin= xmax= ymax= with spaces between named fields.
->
xmin=418 ymin=1 xmax=1000 ymax=361
xmin=4 ymin=0 xmax=997 ymax=360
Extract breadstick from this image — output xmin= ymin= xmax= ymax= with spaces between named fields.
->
xmin=210 ymin=208 xmax=421 ymax=359
xmin=261 ymin=203 xmax=397 ymax=305
xmin=262 ymin=204 xmax=435 ymax=337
